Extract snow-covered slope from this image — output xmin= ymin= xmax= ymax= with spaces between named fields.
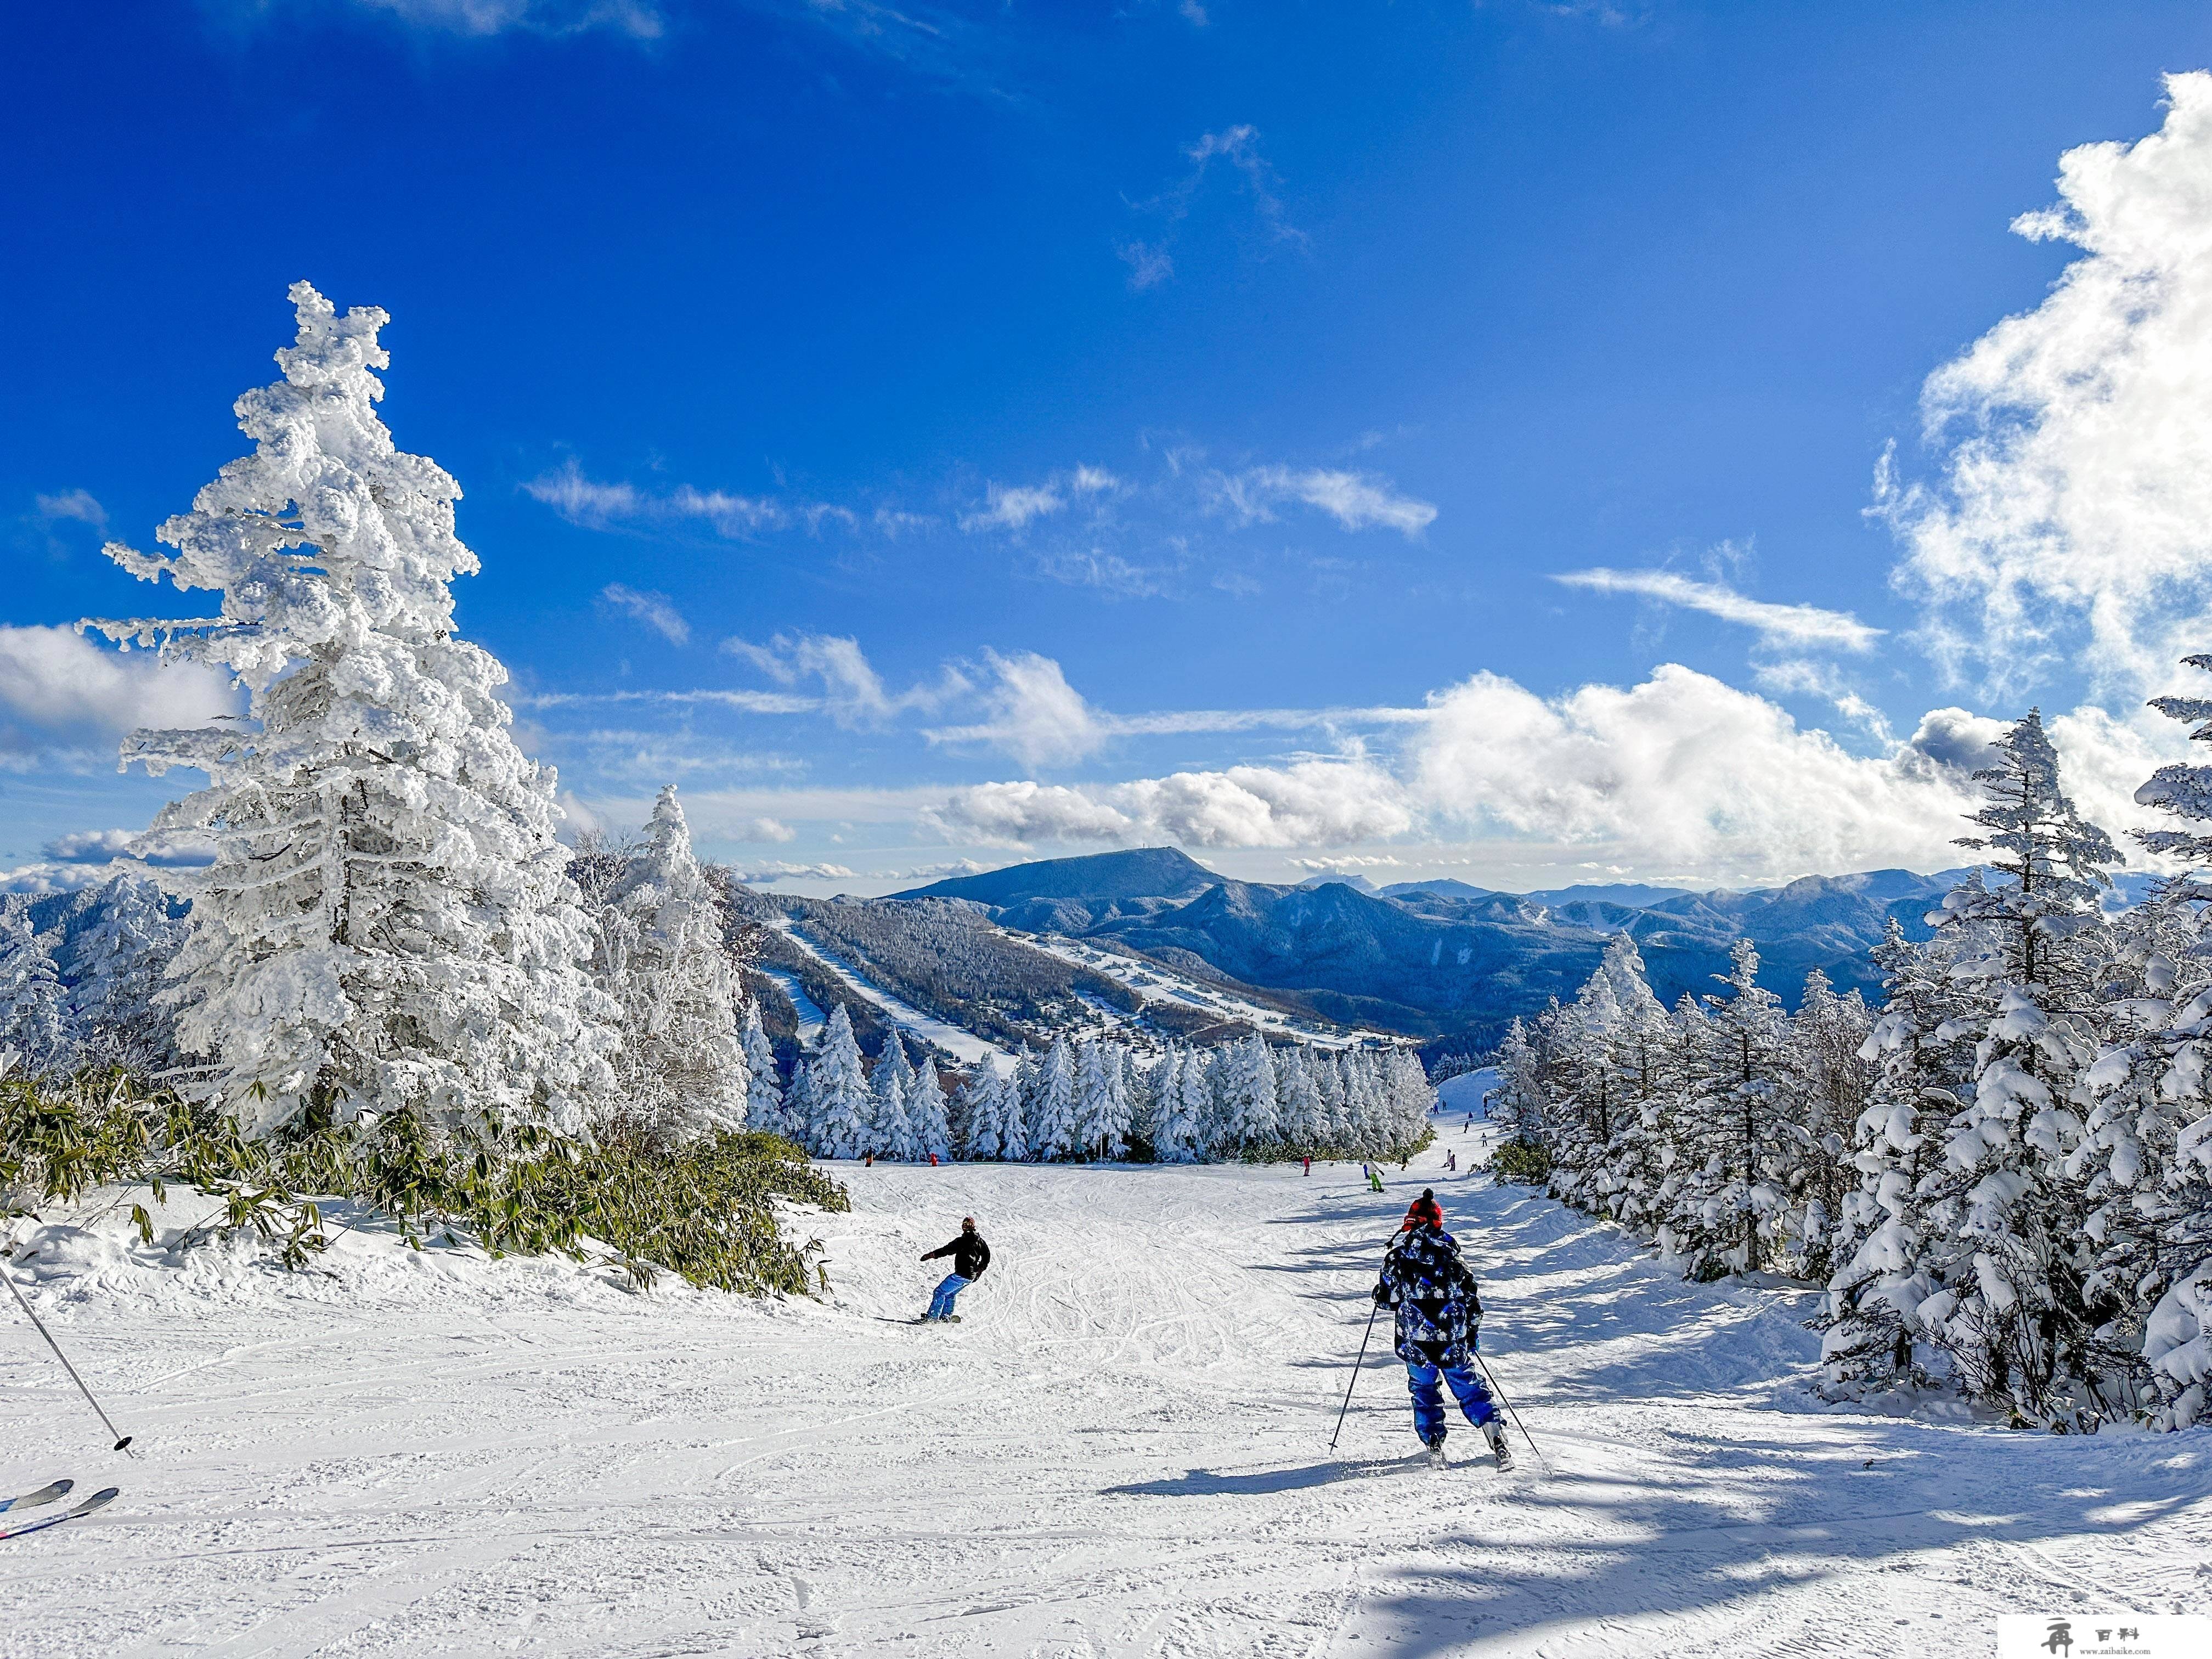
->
xmin=3 ymin=1141 xmax=2206 ymax=1655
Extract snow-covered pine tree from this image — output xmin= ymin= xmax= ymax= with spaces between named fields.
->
xmin=1276 ymin=1047 xmax=1325 ymax=1148
xmin=1000 ymin=1053 xmax=1035 ymax=1163
xmin=1910 ymin=709 xmax=2120 ymax=1420
xmin=1312 ymin=1044 xmax=1349 ymax=1146
xmin=88 ymin=283 xmax=616 ymax=1136
xmin=1101 ymin=1043 xmax=1134 ymax=1160
xmin=1775 ymin=968 xmax=1871 ymax=1280
xmin=1148 ymin=1046 xmax=1198 ymax=1161
xmin=1217 ymin=1035 xmax=1280 ymax=1152
xmin=1072 ymin=1039 xmax=1116 ymax=1161
xmin=908 ymin=1051 xmax=952 ymax=1161
xmin=64 ymin=873 xmax=185 ymax=1077
xmin=1663 ymin=939 xmax=1791 ymax=1277
xmin=740 ymin=1000 xmax=787 ymax=1136
xmin=1029 ymin=1036 xmax=1078 ymax=1160
xmin=955 ymin=1066 xmax=1003 ymax=1160
xmin=807 ymin=1004 xmax=871 ymax=1159
xmin=867 ymin=1036 xmax=918 ymax=1161
xmin=0 ymin=906 xmax=75 ymax=1076
xmin=1490 ymin=1019 xmax=1547 ymax=1149
xmin=591 ymin=786 xmax=749 ymax=1143
xmin=1819 ymin=917 xmax=1977 ymax=1393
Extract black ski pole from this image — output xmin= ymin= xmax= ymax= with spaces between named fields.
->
xmin=3 ymin=1262 xmax=134 ymax=1455
xmin=1329 ymin=1297 xmax=1384 ymax=1451
xmin=1471 ymin=1351 xmax=1546 ymax=1475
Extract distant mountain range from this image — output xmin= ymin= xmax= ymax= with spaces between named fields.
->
xmin=895 ymin=848 xmax=2106 ymax=1053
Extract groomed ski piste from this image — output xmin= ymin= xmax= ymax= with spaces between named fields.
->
xmin=3 ymin=1114 xmax=2208 ymax=1656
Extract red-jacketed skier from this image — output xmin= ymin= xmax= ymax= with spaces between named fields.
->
xmin=918 ymin=1216 xmax=991 ymax=1322
xmin=1373 ymin=1191 xmax=1511 ymax=1470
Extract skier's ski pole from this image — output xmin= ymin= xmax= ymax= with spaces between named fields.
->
xmin=2 ymin=1263 xmax=134 ymax=1455
xmin=1329 ymin=1298 xmax=1383 ymax=1451
xmin=1471 ymin=1351 xmax=1547 ymax=1475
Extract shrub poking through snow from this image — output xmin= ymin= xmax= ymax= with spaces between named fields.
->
xmin=0 ymin=1065 xmax=846 ymax=1295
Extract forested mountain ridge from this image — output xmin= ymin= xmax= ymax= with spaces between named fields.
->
xmin=873 ymin=849 xmax=2026 ymax=1051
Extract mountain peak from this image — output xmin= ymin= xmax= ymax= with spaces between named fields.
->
xmin=893 ymin=847 xmax=1221 ymax=906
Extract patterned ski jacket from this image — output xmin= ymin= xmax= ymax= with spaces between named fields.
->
xmin=1374 ymin=1226 xmax=1482 ymax=1367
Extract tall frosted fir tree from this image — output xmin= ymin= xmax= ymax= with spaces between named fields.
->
xmin=1029 ymin=1036 xmax=1079 ymax=1160
xmin=908 ymin=1052 xmax=953 ymax=1161
xmin=0 ymin=907 xmax=75 ymax=1075
xmin=594 ymin=786 xmax=749 ymax=1143
xmin=67 ymin=874 xmax=188 ymax=1077
xmin=88 ymin=284 xmax=617 ymax=1137
xmin=805 ymin=1004 xmax=870 ymax=1159
xmin=739 ymin=1001 xmax=786 ymax=1135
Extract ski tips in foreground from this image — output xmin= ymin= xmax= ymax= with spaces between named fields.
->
xmin=0 ymin=1487 xmax=118 ymax=1543
xmin=0 ymin=1480 xmax=71 ymax=1515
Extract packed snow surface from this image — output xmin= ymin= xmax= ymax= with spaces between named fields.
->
xmin=4 ymin=1127 xmax=2209 ymax=1656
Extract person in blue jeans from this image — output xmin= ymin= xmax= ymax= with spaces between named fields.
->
xmin=1373 ymin=1190 xmax=1511 ymax=1469
xmin=918 ymin=1216 xmax=991 ymax=1322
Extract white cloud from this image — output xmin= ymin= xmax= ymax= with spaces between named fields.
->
xmin=597 ymin=583 xmax=690 ymax=646
xmin=0 ymin=625 xmax=236 ymax=765
xmin=1119 ymin=241 xmax=1175 ymax=290
xmin=728 ymin=860 xmax=859 ymax=885
xmin=721 ymin=631 xmax=962 ymax=727
xmin=42 ymin=827 xmax=213 ymax=867
xmin=930 ymin=757 xmax=1414 ymax=850
xmin=733 ymin=816 xmax=797 ymax=843
xmin=525 ymin=461 xmax=846 ymax=542
xmin=923 ymin=651 xmax=1110 ymax=768
xmin=35 ymin=489 xmax=106 ymax=532
xmin=959 ymin=468 xmax=1120 ymax=535
xmin=1881 ymin=71 xmax=2212 ymax=703
xmin=1557 ymin=568 xmax=1883 ymax=653
xmin=1407 ymin=665 xmax=1982 ymax=876
xmin=1026 ymin=548 xmax=1180 ymax=599
xmin=1212 ymin=466 xmax=1437 ymax=537
xmin=340 ymin=0 xmax=662 ymax=38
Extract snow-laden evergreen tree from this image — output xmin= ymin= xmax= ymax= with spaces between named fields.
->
xmin=908 ymin=1052 xmax=952 ymax=1161
xmin=88 ymin=283 xmax=617 ymax=1136
xmin=1820 ymin=918 xmax=1977 ymax=1393
xmin=867 ymin=1035 xmax=918 ymax=1160
xmin=1217 ymin=1035 xmax=1280 ymax=1152
xmin=740 ymin=1001 xmax=787 ymax=1135
xmin=1276 ymin=1047 xmax=1326 ymax=1146
xmin=1905 ymin=710 xmax=2120 ymax=1420
xmin=1774 ymin=969 xmax=1871 ymax=1279
xmin=2075 ymin=653 xmax=2212 ymax=1426
xmin=955 ymin=1066 xmax=1004 ymax=1159
xmin=64 ymin=874 xmax=185 ymax=1077
xmin=1029 ymin=1036 xmax=1078 ymax=1160
xmin=805 ymin=1004 xmax=871 ymax=1159
xmin=1072 ymin=1039 xmax=1116 ymax=1161
xmin=1000 ymin=1052 xmax=1035 ymax=1162
xmin=0 ymin=907 xmax=75 ymax=1076
xmin=1490 ymin=1019 xmax=1547 ymax=1148
xmin=1660 ymin=939 xmax=1791 ymax=1277
xmin=1384 ymin=1049 xmax=1437 ymax=1150
xmin=1312 ymin=1045 xmax=1350 ymax=1143
xmin=591 ymin=786 xmax=748 ymax=1143
xmin=1102 ymin=1043 xmax=1135 ymax=1159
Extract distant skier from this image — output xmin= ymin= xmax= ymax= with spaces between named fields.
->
xmin=1303 ymin=1156 xmax=1312 ymax=1177
xmin=1445 ymin=1150 xmax=1457 ymax=1172
xmin=1367 ymin=1167 xmax=1385 ymax=1194
xmin=1373 ymin=1194 xmax=1510 ymax=1470
xmin=918 ymin=1216 xmax=990 ymax=1322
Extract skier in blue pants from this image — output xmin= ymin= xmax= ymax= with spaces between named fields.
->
xmin=1373 ymin=1190 xmax=1511 ymax=1470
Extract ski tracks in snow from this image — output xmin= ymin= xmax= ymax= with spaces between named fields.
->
xmin=3 ymin=1126 xmax=2209 ymax=1655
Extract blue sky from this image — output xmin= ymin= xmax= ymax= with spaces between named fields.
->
xmin=8 ymin=1 xmax=2212 ymax=895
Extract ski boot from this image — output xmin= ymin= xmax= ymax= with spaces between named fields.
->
xmin=1423 ymin=1434 xmax=1448 ymax=1470
xmin=1483 ymin=1419 xmax=1514 ymax=1471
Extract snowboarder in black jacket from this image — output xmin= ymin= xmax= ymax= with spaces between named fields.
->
xmin=919 ymin=1217 xmax=990 ymax=1321
xmin=1373 ymin=1191 xmax=1510 ymax=1469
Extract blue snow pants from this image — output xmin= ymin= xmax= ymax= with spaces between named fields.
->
xmin=1406 ymin=1361 xmax=1498 ymax=1443
xmin=925 ymin=1273 xmax=971 ymax=1321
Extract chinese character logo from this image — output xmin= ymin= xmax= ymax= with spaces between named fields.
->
xmin=2042 ymin=1621 xmax=2074 ymax=1657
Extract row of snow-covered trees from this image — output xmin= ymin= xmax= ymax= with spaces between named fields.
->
xmin=757 ymin=1015 xmax=1434 ymax=1166
xmin=1493 ymin=703 xmax=2212 ymax=1433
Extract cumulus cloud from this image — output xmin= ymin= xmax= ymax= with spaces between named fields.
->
xmin=597 ymin=583 xmax=690 ymax=646
xmin=1881 ymin=71 xmax=2212 ymax=703
xmin=42 ymin=827 xmax=213 ymax=867
xmin=1212 ymin=466 xmax=1436 ymax=537
xmin=930 ymin=757 xmax=1414 ymax=850
xmin=0 ymin=625 xmax=236 ymax=766
xmin=727 ymin=860 xmax=859 ymax=885
xmin=1557 ymin=568 xmax=1883 ymax=653
xmin=923 ymin=652 xmax=1110 ymax=768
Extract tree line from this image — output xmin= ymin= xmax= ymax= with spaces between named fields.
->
xmin=1489 ymin=703 xmax=2212 ymax=1434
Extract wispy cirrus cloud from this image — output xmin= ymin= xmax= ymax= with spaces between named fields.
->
xmin=1210 ymin=466 xmax=1437 ymax=538
xmin=1554 ymin=567 xmax=1884 ymax=653
xmin=525 ymin=460 xmax=854 ymax=541
xmin=1120 ymin=123 xmax=1308 ymax=290
xmin=957 ymin=466 xmax=1120 ymax=533
xmin=597 ymin=582 xmax=690 ymax=645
